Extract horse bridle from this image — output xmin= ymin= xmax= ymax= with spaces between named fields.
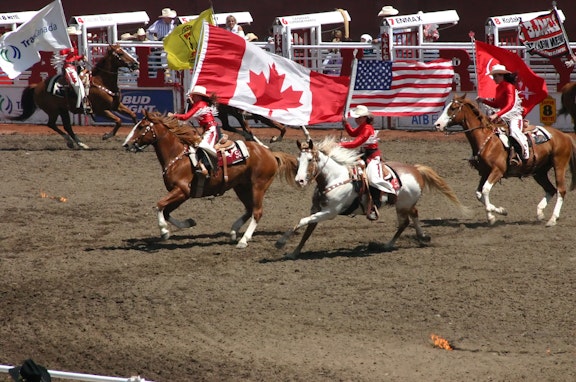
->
xmin=299 ymin=145 xmax=321 ymax=184
xmin=444 ymin=100 xmax=489 ymax=135
xmin=131 ymin=119 xmax=158 ymax=151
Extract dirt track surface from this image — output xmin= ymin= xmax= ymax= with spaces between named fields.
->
xmin=1 ymin=123 xmax=575 ymax=382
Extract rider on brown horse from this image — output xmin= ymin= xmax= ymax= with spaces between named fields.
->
xmin=168 ymin=85 xmax=222 ymax=176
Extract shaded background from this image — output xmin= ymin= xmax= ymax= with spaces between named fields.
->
xmin=4 ymin=1 xmax=576 ymax=43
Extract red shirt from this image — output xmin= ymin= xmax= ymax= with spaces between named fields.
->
xmin=173 ymin=99 xmax=217 ymax=129
xmin=482 ymin=81 xmax=517 ymax=118
xmin=340 ymin=120 xmax=381 ymax=160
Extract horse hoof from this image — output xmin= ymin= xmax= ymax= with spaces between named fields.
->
xmin=77 ymin=142 xmax=90 ymax=150
xmin=102 ymin=133 xmax=113 ymax=140
xmin=230 ymin=231 xmax=237 ymax=241
xmin=186 ymin=218 xmax=197 ymax=227
xmin=236 ymin=241 xmax=248 ymax=249
xmin=275 ymin=239 xmax=286 ymax=249
xmin=418 ymin=234 xmax=431 ymax=243
xmin=161 ymin=232 xmax=170 ymax=240
xmin=545 ymin=219 xmax=558 ymax=227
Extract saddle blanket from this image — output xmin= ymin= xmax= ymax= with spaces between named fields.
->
xmin=497 ymin=125 xmax=552 ymax=147
xmin=217 ymin=140 xmax=250 ymax=166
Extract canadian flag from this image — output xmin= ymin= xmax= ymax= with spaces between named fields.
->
xmin=190 ymin=24 xmax=350 ymax=126
xmin=475 ymin=40 xmax=548 ymax=116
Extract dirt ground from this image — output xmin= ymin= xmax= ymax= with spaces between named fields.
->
xmin=1 ymin=123 xmax=575 ymax=382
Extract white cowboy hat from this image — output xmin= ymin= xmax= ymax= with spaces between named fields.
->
xmin=189 ymin=85 xmax=209 ymax=98
xmin=378 ymin=6 xmax=399 ymax=17
xmin=350 ymin=105 xmax=371 ymax=118
xmin=360 ymin=34 xmax=373 ymax=43
xmin=66 ymin=26 xmax=82 ymax=35
xmin=160 ymin=8 xmax=177 ymax=18
xmin=245 ymin=33 xmax=258 ymax=42
xmin=489 ymin=64 xmax=511 ymax=76
xmin=120 ymin=33 xmax=134 ymax=41
xmin=136 ymin=28 xmax=146 ymax=36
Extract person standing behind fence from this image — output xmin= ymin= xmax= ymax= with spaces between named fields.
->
xmin=225 ymin=15 xmax=245 ymax=39
xmin=147 ymin=8 xmax=178 ymax=41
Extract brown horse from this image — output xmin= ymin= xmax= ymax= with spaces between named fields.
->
xmin=122 ymin=110 xmax=298 ymax=248
xmin=10 ymin=44 xmax=139 ymax=149
xmin=559 ymin=81 xmax=576 ymax=132
xmin=217 ymin=104 xmax=287 ymax=143
xmin=435 ymin=94 xmax=576 ymax=226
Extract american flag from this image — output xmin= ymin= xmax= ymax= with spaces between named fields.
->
xmin=349 ymin=59 xmax=454 ymax=117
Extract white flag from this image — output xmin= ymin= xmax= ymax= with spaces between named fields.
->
xmin=0 ymin=0 xmax=71 ymax=79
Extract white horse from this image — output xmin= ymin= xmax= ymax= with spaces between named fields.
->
xmin=275 ymin=134 xmax=468 ymax=258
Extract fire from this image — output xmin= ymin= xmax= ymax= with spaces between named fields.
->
xmin=430 ymin=334 xmax=453 ymax=350
xmin=40 ymin=190 xmax=68 ymax=203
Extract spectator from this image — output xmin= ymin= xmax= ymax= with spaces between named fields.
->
xmin=147 ymin=8 xmax=178 ymax=41
xmin=134 ymin=28 xmax=148 ymax=42
xmin=225 ymin=15 xmax=245 ymax=39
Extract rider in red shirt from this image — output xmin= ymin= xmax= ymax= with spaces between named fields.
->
xmin=476 ymin=64 xmax=527 ymax=165
xmin=169 ymin=85 xmax=221 ymax=175
xmin=60 ymin=30 xmax=91 ymax=114
xmin=340 ymin=105 xmax=398 ymax=220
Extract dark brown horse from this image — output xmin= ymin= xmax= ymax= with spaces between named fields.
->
xmin=559 ymin=81 xmax=576 ymax=132
xmin=217 ymin=103 xmax=287 ymax=143
xmin=122 ymin=110 xmax=298 ymax=248
xmin=10 ymin=44 xmax=139 ymax=149
xmin=435 ymin=94 xmax=576 ymax=226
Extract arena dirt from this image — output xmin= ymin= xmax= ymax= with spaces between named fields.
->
xmin=1 ymin=124 xmax=575 ymax=382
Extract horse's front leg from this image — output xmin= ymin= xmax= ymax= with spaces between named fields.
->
xmin=275 ymin=209 xmax=338 ymax=255
xmin=478 ymin=177 xmax=508 ymax=225
xmin=156 ymin=188 xmax=189 ymax=240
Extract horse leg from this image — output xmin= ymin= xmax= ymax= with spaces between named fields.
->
xmin=478 ymin=177 xmax=508 ymax=225
xmin=100 ymin=110 xmax=124 ymax=140
xmin=60 ymin=111 xmax=89 ymax=149
xmin=156 ymin=189 xmax=190 ymax=240
xmin=275 ymin=208 xmax=337 ymax=257
xmin=231 ymin=185 xmax=258 ymax=248
xmin=286 ymin=223 xmax=318 ymax=259
xmin=45 ymin=112 xmax=75 ymax=149
xmin=533 ymin=170 xmax=563 ymax=226
xmin=267 ymin=120 xmax=286 ymax=143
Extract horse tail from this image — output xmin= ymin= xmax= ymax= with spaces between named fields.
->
xmin=272 ymin=151 xmax=299 ymax=188
xmin=9 ymin=86 xmax=37 ymax=121
xmin=415 ymin=164 xmax=470 ymax=214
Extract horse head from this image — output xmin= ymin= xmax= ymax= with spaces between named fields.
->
xmin=295 ymin=139 xmax=316 ymax=187
xmin=435 ymin=94 xmax=469 ymax=132
xmin=108 ymin=44 xmax=139 ymax=71
xmin=123 ymin=110 xmax=160 ymax=152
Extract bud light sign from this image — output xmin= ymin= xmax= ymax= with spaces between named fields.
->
xmin=92 ymin=89 xmax=174 ymax=124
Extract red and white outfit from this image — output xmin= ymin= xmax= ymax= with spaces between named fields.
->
xmin=482 ymin=81 xmax=528 ymax=159
xmin=172 ymin=100 xmax=220 ymax=156
xmin=60 ymin=48 xmax=86 ymax=109
xmin=340 ymin=120 xmax=397 ymax=195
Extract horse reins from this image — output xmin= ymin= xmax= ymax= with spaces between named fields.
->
xmin=303 ymin=147 xmax=352 ymax=195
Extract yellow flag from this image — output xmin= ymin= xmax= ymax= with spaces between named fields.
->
xmin=163 ymin=8 xmax=215 ymax=70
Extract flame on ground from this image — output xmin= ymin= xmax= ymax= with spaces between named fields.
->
xmin=40 ymin=190 xmax=68 ymax=203
xmin=430 ymin=334 xmax=453 ymax=350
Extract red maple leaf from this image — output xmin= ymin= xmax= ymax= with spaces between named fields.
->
xmin=247 ymin=63 xmax=303 ymax=117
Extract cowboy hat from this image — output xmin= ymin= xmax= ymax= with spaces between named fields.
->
xmin=9 ymin=359 xmax=51 ymax=382
xmin=360 ymin=34 xmax=373 ymax=43
xmin=489 ymin=64 xmax=511 ymax=76
xmin=160 ymin=8 xmax=177 ymax=18
xmin=66 ymin=26 xmax=82 ymax=35
xmin=120 ymin=33 xmax=134 ymax=41
xmin=350 ymin=105 xmax=372 ymax=118
xmin=136 ymin=28 xmax=146 ymax=36
xmin=378 ymin=6 xmax=399 ymax=17
xmin=189 ymin=85 xmax=209 ymax=98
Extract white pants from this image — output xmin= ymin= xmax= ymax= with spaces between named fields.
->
xmin=509 ymin=117 xmax=529 ymax=159
xmin=197 ymin=125 xmax=218 ymax=156
xmin=366 ymin=157 xmax=397 ymax=194
xmin=64 ymin=66 xmax=85 ymax=109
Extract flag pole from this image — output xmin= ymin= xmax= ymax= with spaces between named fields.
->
xmin=344 ymin=50 xmax=358 ymax=118
xmin=469 ymin=32 xmax=478 ymax=92
xmin=552 ymin=2 xmax=576 ymax=66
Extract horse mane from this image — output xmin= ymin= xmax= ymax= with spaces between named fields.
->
xmin=146 ymin=111 xmax=201 ymax=145
xmin=459 ymin=96 xmax=492 ymax=127
xmin=316 ymin=136 xmax=362 ymax=166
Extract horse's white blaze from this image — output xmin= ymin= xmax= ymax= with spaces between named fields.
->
xmin=122 ymin=120 xmax=141 ymax=146
xmin=434 ymin=103 xmax=451 ymax=131
xmin=295 ymin=151 xmax=313 ymax=186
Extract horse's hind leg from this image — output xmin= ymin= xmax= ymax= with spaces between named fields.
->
xmin=60 ymin=111 xmax=89 ymax=149
xmin=101 ymin=110 xmax=124 ymax=140
xmin=534 ymin=170 xmax=564 ymax=226
xmin=45 ymin=112 xmax=75 ymax=149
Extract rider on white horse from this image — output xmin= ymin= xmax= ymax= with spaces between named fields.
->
xmin=340 ymin=105 xmax=398 ymax=220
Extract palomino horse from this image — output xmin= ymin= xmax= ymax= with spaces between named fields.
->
xmin=217 ymin=104 xmax=287 ymax=143
xmin=275 ymin=134 xmax=467 ymax=258
xmin=435 ymin=94 xmax=576 ymax=226
xmin=10 ymin=44 xmax=139 ymax=149
xmin=559 ymin=81 xmax=576 ymax=132
xmin=122 ymin=110 xmax=298 ymax=248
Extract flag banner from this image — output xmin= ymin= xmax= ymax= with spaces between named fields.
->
xmin=518 ymin=10 xmax=570 ymax=58
xmin=475 ymin=40 xmax=548 ymax=115
xmin=349 ymin=59 xmax=454 ymax=117
xmin=190 ymin=24 xmax=350 ymax=126
xmin=0 ymin=0 xmax=70 ymax=79
xmin=163 ymin=8 xmax=215 ymax=70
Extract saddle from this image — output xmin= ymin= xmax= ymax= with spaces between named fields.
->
xmin=496 ymin=124 xmax=552 ymax=167
xmin=46 ymin=75 xmax=68 ymax=97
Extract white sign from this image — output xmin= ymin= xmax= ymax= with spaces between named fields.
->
xmin=71 ymin=11 xmax=149 ymax=28
xmin=276 ymin=10 xmax=351 ymax=29
xmin=383 ymin=10 xmax=459 ymax=29
xmin=488 ymin=9 xmax=565 ymax=30
xmin=179 ymin=12 xmax=253 ymax=25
